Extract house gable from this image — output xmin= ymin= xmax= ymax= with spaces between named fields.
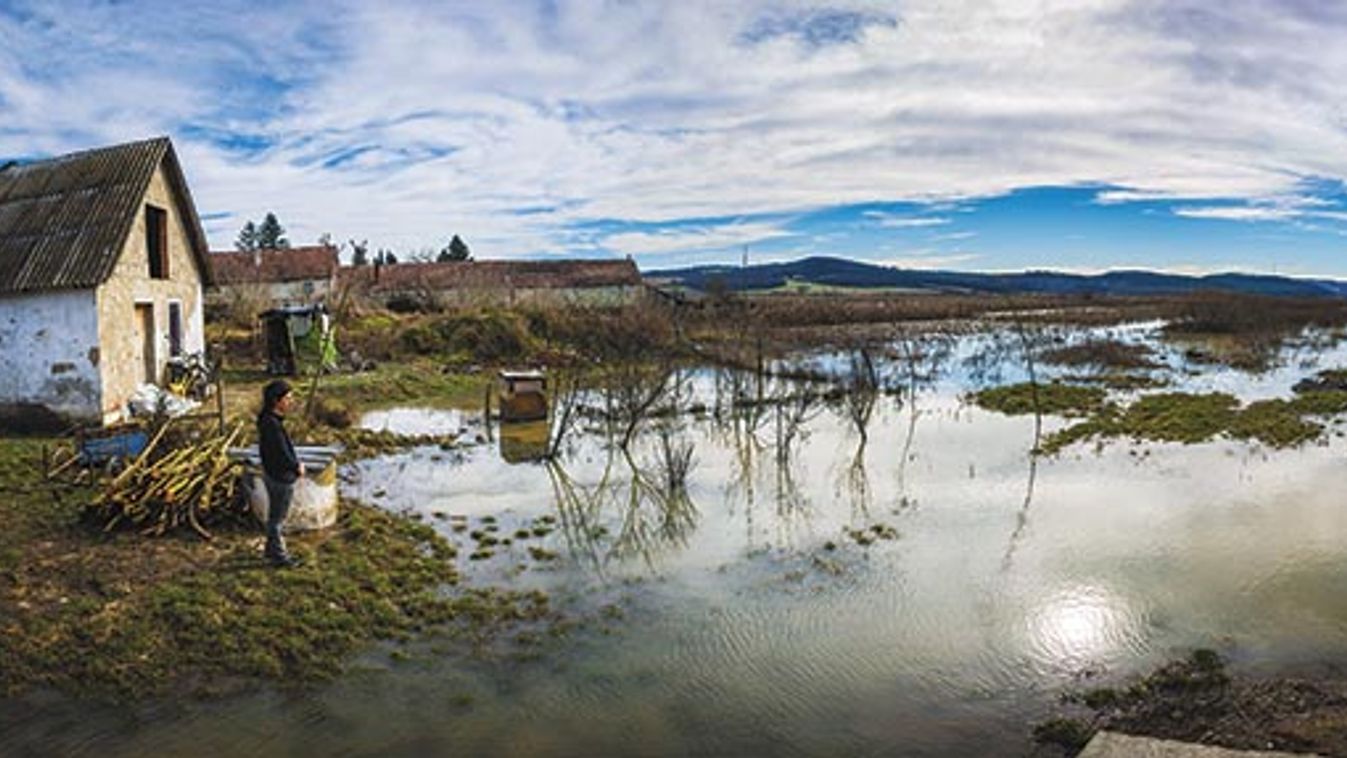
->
xmin=0 ymin=136 xmax=212 ymax=295
xmin=95 ymin=161 xmax=210 ymax=420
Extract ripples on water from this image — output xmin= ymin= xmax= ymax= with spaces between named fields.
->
xmin=15 ymin=324 xmax=1347 ymax=757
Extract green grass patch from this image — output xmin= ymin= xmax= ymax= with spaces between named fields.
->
xmin=1037 ymin=389 xmax=1347 ymax=453
xmin=1116 ymin=392 xmax=1239 ymax=443
xmin=971 ymin=382 xmax=1107 ymax=417
xmin=0 ymin=436 xmax=550 ymax=700
xmin=1227 ymin=399 xmax=1324 ymax=449
xmin=1288 ymin=389 xmax=1347 ymax=416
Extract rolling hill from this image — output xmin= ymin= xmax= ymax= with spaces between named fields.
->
xmin=646 ymin=256 xmax=1347 ymax=299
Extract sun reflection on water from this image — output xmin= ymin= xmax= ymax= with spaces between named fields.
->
xmin=1028 ymin=585 xmax=1144 ymax=670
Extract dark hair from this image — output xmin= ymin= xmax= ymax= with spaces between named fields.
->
xmin=262 ymin=379 xmax=292 ymax=412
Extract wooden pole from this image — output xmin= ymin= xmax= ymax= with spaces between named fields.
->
xmin=214 ymin=353 xmax=226 ymax=434
xmin=483 ymin=381 xmax=494 ymax=442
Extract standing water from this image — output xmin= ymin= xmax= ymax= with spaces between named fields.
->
xmin=10 ymin=325 xmax=1347 ymax=756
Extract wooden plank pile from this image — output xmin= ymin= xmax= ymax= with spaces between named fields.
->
xmin=85 ymin=423 xmax=249 ymax=539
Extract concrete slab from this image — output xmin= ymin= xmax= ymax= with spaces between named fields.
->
xmin=1079 ymin=731 xmax=1322 ymax=758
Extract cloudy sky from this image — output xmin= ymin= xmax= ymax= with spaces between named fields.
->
xmin=3 ymin=0 xmax=1347 ymax=275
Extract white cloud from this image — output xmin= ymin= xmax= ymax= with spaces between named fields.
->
xmin=932 ymin=230 xmax=977 ymax=241
xmin=1171 ymin=194 xmax=1347 ymax=224
xmin=881 ymin=253 xmax=981 ymax=270
xmin=4 ymin=0 xmax=1347 ymax=261
xmin=1173 ymin=206 xmax=1297 ymax=222
xmin=601 ymin=221 xmax=796 ymax=257
xmin=862 ymin=211 xmax=951 ymax=228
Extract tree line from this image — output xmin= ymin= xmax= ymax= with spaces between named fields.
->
xmin=235 ymin=213 xmax=472 ymax=264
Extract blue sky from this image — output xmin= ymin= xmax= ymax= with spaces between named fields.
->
xmin=3 ymin=0 xmax=1347 ymax=276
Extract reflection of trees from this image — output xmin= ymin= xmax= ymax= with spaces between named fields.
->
xmin=772 ymin=381 xmax=823 ymax=519
xmin=717 ymin=368 xmax=838 ymax=547
xmin=891 ymin=334 xmax=954 ymax=510
xmin=1001 ymin=421 xmax=1040 ymax=572
xmin=610 ymin=444 xmax=699 ymax=567
xmin=824 ymin=347 xmax=882 ymax=522
xmin=989 ymin=313 xmax=1049 ymax=572
xmin=543 ymin=369 xmax=700 ymax=573
xmin=545 ymin=440 xmax=701 ymax=573
xmin=545 ymin=368 xmax=588 ymax=459
xmin=838 ymin=347 xmax=880 ymax=444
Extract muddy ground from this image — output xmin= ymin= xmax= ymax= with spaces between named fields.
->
xmin=1034 ymin=652 xmax=1347 ymax=756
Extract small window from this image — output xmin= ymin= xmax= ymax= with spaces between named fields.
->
xmin=168 ymin=301 xmax=183 ymax=357
xmin=146 ymin=205 xmax=168 ymax=279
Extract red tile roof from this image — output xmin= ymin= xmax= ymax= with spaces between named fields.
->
xmin=209 ymin=245 xmax=339 ymax=285
xmin=338 ymin=259 xmax=641 ymax=292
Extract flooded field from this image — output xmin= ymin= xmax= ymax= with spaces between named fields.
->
xmin=9 ymin=322 xmax=1347 ymax=756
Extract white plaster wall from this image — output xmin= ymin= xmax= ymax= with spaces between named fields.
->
xmin=0 ymin=289 xmax=103 ymax=420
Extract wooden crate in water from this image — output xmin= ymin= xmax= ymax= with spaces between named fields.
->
xmin=499 ymin=370 xmax=548 ymax=422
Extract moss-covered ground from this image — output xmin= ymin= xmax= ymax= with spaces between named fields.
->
xmin=0 ymin=437 xmax=550 ymax=701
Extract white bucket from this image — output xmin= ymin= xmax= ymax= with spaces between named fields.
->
xmin=247 ymin=467 xmax=338 ymax=531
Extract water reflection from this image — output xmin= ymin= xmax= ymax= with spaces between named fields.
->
xmin=1028 ymin=586 xmax=1145 ymax=670
xmin=543 ymin=427 xmax=701 ymax=574
xmin=27 ymin=326 xmax=1347 ymax=758
xmin=500 ymin=420 xmax=549 ymax=463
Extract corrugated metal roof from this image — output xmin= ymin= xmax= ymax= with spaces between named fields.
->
xmin=0 ymin=136 xmax=212 ymax=294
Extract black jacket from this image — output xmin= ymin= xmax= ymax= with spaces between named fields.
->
xmin=257 ymin=410 xmax=300 ymax=484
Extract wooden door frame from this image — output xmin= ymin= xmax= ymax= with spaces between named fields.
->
xmin=134 ymin=301 xmax=156 ymax=385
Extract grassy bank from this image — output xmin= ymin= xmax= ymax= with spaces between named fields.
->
xmin=0 ymin=437 xmax=550 ymax=700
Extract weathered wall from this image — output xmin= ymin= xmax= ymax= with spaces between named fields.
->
xmin=206 ymin=277 xmax=333 ymax=311
xmin=516 ymin=285 xmax=645 ymax=307
xmin=0 ymin=289 xmax=103 ymax=420
xmin=96 ymin=162 xmax=205 ymax=423
xmin=375 ymin=284 xmax=645 ymax=309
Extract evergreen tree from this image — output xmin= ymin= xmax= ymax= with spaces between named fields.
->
xmin=235 ymin=221 xmax=259 ymax=252
xmin=445 ymin=234 xmax=471 ymax=261
xmin=350 ymin=239 xmax=369 ymax=266
xmin=256 ymin=212 xmax=290 ymax=249
xmin=384 ymin=250 xmax=398 ymax=264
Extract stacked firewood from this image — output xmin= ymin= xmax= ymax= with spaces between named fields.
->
xmin=87 ymin=424 xmax=247 ymax=540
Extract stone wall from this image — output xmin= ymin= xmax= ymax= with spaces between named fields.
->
xmin=0 ymin=289 xmax=103 ymax=421
xmin=95 ymin=162 xmax=206 ymax=423
xmin=206 ymin=277 xmax=333 ymax=312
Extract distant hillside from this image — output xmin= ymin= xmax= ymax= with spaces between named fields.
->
xmin=646 ymin=256 xmax=1347 ymax=299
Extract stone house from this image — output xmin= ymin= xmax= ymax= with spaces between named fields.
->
xmin=0 ymin=136 xmax=212 ymax=425
xmin=207 ymin=245 xmax=340 ymax=311
xmin=338 ymin=258 xmax=644 ymax=309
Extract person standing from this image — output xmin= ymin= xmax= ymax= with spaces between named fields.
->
xmin=257 ymin=379 xmax=303 ymax=567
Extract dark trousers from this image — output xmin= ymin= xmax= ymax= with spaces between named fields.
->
xmin=263 ymin=475 xmax=295 ymax=560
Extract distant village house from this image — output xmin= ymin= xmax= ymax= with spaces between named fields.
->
xmin=338 ymin=258 xmax=644 ymax=309
xmin=207 ymin=244 xmax=339 ymax=311
xmin=0 ymin=137 xmax=211 ymax=425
